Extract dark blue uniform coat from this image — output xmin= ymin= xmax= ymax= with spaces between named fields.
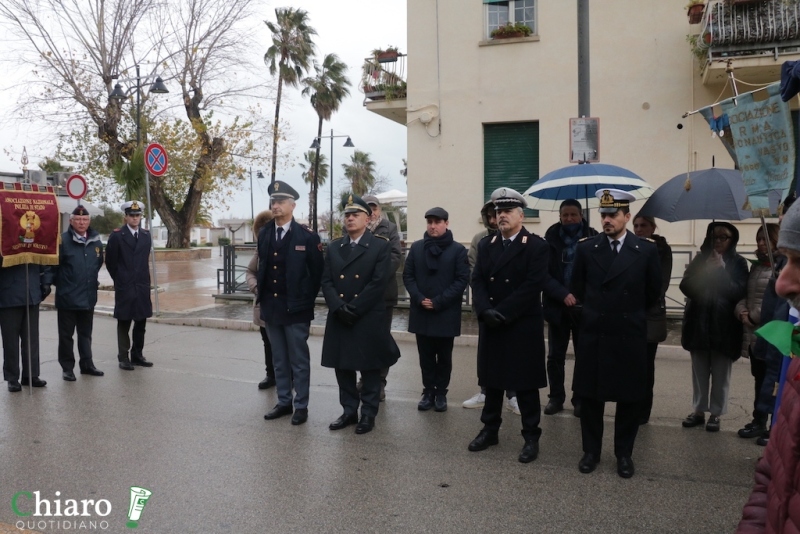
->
xmin=403 ymin=235 xmax=470 ymax=338
xmin=52 ymin=227 xmax=104 ymax=310
xmin=105 ymin=226 xmax=153 ymax=321
xmin=471 ymin=228 xmax=549 ymax=392
xmin=571 ymin=232 xmax=661 ymax=402
xmin=321 ymin=231 xmax=400 ymax=371
xmin=0 ymin=261 xmax=49 ymax=308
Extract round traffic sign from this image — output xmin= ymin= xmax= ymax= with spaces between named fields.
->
xmin=144 ymin=143 xmax=169 ymax=177
xmin=66 ymin=174 xmax=88 ymax=200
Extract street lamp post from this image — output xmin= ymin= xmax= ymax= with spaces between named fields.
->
xmin=249 ymin=167 xmax=264 ymax=221
xmin=310 ymin=130 xmax=354 ymax=238
xmin=109 ymin=64 xmax=169 ymax=314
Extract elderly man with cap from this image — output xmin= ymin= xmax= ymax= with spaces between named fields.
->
xmin=257 ymin=180 xmax=324 ymax=426
xmin=403 ymin=207 xmax=470 ymax=412
xmin=321 ymin=194 xmax=400 ymax=434
xmin=362 ymin=194 xmax=402 ymax=400
xmin=570 ymin=189 xmax=661 ymax=478
xmin=48 ymin=205 xmax=105 ymax=380
xmin=105 ymin=200 xmax=154 ymax=371
xmin=468 ymin=187 xmax=549 ymax=463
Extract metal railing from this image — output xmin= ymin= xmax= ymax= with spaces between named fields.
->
xmin=701 ymin=0 xmax=800 ymax=58
xmin=360 ymin=51 xmax=407 ymax=104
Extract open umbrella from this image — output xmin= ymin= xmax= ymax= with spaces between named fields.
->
xmin=637 ymin=168 xmax=752 ymax=222
xmin=523 ymin=163 xmax=654 ymax=211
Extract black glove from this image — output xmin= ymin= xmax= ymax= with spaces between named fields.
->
xmin=480 ymin=308 xmax=506 ymax=328
xmin=336 ymin=304 xmax=358 ymax=326
xmin=41 ymin=285 xmax=52 ymax=299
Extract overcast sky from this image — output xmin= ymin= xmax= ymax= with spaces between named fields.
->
xmin=0 ymin=0 xmax=408 ymax=223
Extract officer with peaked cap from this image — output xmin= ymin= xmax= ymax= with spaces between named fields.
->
xmin=321 ymin=194 xmax=400 ymax=434
xmin=105 ymin=200 xmax=154 ymax=370
xmin=258 ymin=180 xmax=324 ymax=426
xmin=468 ymin=186 xmax=550 ymax=463
xmin=570 ymin=188 xmax=661 ymax=478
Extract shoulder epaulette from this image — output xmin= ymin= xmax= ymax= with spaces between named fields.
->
xmin=303 ymin=225 xmax=314 ymax=233
xmin=644 ymin=237 xmax=655 ymax=243
xmin=374 ymin=234 xmax=389 ymax=241
xmin=578 ymin=236 xmax=590 ymax=242
xmin=113 ymin=228 xmax=121 ymax=232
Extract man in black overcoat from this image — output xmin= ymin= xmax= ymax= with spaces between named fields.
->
xmin=321 ymin=194 xmax=400 ymax=435
xmin=403 ymin=206 xmax=470 ymax=412
xmin=468 ymin=187 xmax=549 ymax=464
xmin=105 ymin=200 xmax=153 ymax=370
xmin=258 ymin=181 xmax=324 ymax=426
xmin=570 ymin=189 xmax=661 ymax=479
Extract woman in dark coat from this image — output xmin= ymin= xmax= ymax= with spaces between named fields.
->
xmin=680 ymin=221 xmax=749 ymax=432
xmin=632 ymin=214 xmax=673 ymax=424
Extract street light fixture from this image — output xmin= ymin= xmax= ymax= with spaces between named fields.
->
xmin=309 ymin=130 xmax=354 ymax=238
xmin=109 ymin=64 xmax=169 ymax=314
xmin=249 ymin=167 xmax=264 ymax=221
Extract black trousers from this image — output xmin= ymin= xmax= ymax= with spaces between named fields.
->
xmin=0 ymin=305 xmax=40 ymax=381
xmin=416 ymin=334 xmax=454 ymax=395
xmin=117 ymin=319 xmax=147 ymax=361
xmin=580 ymin=397 xmax=641 ymax=458
xmin=480 ymin=387 xmax=542 ymax=442
xmin=641 ymin=342 xmax=659 ymax=420
xmin=546 ymin=314 xmax=581 ymax=404
xmin=336 ymin=368 xmax=382 ymax=418
xmin=750 ymin=354 xmax=768 ymax=422
xmin=58 ymin=309 xmax=96 ymax=372
xmin=259 ymin=326 xmax=275 ymax=376
xmin=362 ymin=305 xmax=393 ymax=390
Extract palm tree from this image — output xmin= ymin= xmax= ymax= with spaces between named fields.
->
xmin=264 ymin=8 xmax=317 ymax=183
xmin=112 ymin=145 xmax=146 ymax=201
xmin=302 ymin=53 xmax=350 ymax=231
xmin=299 ymin=150 xmax=328 ymax=220
xmin=342 ymin=150 xmax=376 ymax=196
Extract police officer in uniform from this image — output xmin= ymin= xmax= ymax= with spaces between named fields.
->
xmin=321 ymin=195 xmax=400 ymax=435
xmin=105 ymin=201 xmax=154 ymax=370
xmin=467 ymin=187 xmax=550 ymax=463
xmin=258 ymin=180 xmax=324 ymax=426
xmin=570 ymin=189 xmax=661 ymax=478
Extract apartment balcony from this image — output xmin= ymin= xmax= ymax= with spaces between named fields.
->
xmin=691 ymin=0 xmax=800 ymax=85
xmin=360 ymin=49 xmax=407 ymax=126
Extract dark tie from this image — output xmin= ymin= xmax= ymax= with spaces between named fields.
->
xmin=611 ymin=240 xmax=619 ymax=254
xmin=275 ymin=227 xmax=283 ymax=247
xmin=134 ymin=232 xmax=138 ymax=241
xmin=503 ymin=239 xmax=511 ymax=249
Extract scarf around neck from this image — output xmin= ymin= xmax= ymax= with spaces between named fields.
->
xmin=423 ymin=229 xmax=454 ymax=271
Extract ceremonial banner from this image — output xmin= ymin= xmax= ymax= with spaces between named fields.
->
xmin=0 ymin=182 xmax=60 ymax=267
xmin=720 ymin=84 xmax=795 ymax=216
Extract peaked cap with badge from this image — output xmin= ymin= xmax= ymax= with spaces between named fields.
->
xmin=491 ymin=187 xmax=528 ymax=209
xmin=121 ymin=200 xmax=144 ymax=215
xmin=341 ymin=194 xmax=372 ymax=216
xmin=596 ymin=189 xmax=636 ymax=213
xmin=268 ymin=180 xmax=300 ymax=201
xmin=71 ymin=205 xmax=90 ymax=217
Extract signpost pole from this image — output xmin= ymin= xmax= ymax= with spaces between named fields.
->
xmin=145 ymin=169 xmax=160 ymax=316
xmin=143 ymin=143 xmax=168 ymax=317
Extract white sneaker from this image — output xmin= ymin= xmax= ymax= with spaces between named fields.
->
xmin=462 ymin=392 xmax=485 ymax=409
xmin=505 ymin=396 xmax=521 ymax=415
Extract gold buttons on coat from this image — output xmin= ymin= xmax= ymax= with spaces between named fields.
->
xmin=273 ymin=252 xmax=277 ymax=257
xmin=355 ymin=275 xmax=360 ymax=279
xmin=340 ymin=275 xmax=344 ymax=279
xmin=489 ymin=277 xmax=495 ymax=282
xmin=354 ymin=294 xmax=358 ymax=298
xmin=273 ymin=266 xmax=277 ymax=270
xmin=273 ymin=293 xmax=278 ymax=297
xmin=339 ymin=294 xmax=344 ymax=298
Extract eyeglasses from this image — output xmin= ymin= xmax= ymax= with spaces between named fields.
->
xmin=713 ymin=235 xmax=732 ymax=242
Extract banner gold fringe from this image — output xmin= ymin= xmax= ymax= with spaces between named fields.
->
xmin=1 ymin=253 xmax=60 ymax=267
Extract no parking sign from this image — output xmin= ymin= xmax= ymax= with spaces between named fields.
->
xmin=144 ymin=143 xmax=169 ymax=177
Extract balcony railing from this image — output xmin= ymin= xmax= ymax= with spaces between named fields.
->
xmin=360 ymin=51 xmax=407 ymax=104
xmin=697 ymin=0 xmax=800 ymax=60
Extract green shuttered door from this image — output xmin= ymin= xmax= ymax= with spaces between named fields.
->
xmin=483 ymin=122 xmax=539 ymax=217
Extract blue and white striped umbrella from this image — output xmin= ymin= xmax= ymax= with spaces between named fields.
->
xmin=523 ymin=163 xmax=655 ymax=211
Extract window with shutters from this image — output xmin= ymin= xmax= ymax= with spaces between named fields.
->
xmin=483 ymin=122 xmax=539 ymax=218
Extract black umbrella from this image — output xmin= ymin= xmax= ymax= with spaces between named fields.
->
xmin=638 ymin=168 xmax=751 ymax=222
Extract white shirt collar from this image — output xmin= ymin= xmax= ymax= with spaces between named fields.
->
xmin=127 ymin=225 xmax=139 ymax=234
xmin=607 ymin=231 xmax=628 ymax=248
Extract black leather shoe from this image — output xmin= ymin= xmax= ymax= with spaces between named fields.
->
xmin=544 ymin=400 xmax=563 ymax=415
xmin=434 ymin=394 xmax=447 ymax=412
xmin=8 ymin=381 xmax=21 ymax=393
xmin=355 ymin=414 xmax=375 ymax=434
xmin=131 ymin=356 xmax=153 ymax=367
xmin=264 ymin=404 xmax=293 ymax=420
xmin=63 ymin=371 xmax=77 ymax=382
xmin=617 ymin=456 xmax=635 ymax=478
xmin=738 ymin=420 xmax=766 ymax=438
xmin=119 ymin=361 xmax=134 ymax=370
xmin=80 ymin=367 xmax=104 ymax=377
xmin=291 ymin=408 xmax=308 ymax=426
xmin=682 ymin=412 xmax=705 ymax=428
xmin=756 ymin=431 xmax=770 ymax=446
xmin=578 ymin=452 xmax=600 ymax=474
xmin=418 ymin=393 xmax=434 ymax=411
xmin=22 ymin=377 xmax=46 ymax=387
xmin=468 ymin=430 xmax=499 ymax=452
xmin=329 ymin=413 xmax=358 ymax=430
xmin=518 ymin=441 xmax=539 ymax=463
xmin=258 ymin=375 xmax=276 ymax=390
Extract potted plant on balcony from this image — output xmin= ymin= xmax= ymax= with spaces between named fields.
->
xmin=373 ymin=46 xmax=400 ymax=64
xmin=686 ymin=0 xmax=705 ymax=24
xmin=490 ymin=22 xmax=532 ymax=40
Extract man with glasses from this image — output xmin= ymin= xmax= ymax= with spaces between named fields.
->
xmin=106 ymin=201 xmax=154 ymax=371
xmin=258 ymin=181 xmax=324 ymax=426
xmin=542 ymin=199 xmax=597 ymax=417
